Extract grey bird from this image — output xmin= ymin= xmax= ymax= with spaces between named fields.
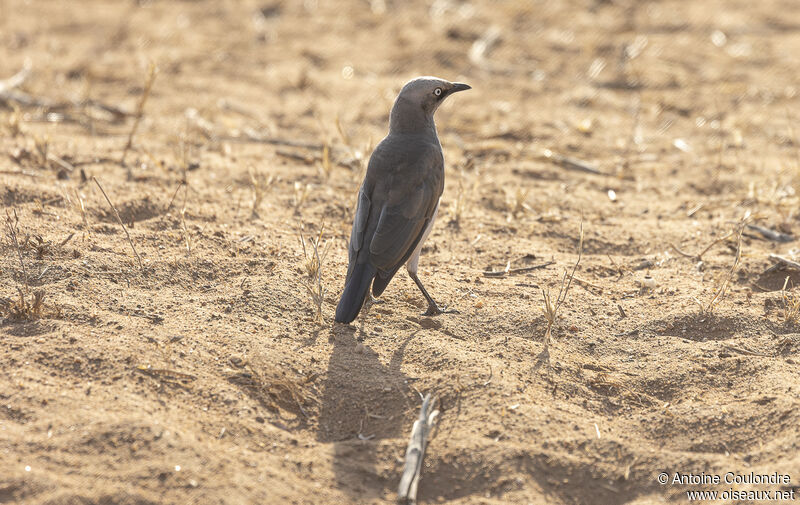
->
xmin=335 ymin=76 xmax=471 ymax=324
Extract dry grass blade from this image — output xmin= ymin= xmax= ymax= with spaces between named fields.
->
xmin=4 ymin=209 xmax=29 ymax=290
xmin=120 ymin=62 xmax=157 ymax=166
xmin=293 ymin=182 xmax=311 ymax=213
xmin=0 ymin=61 xmax=31 ymax=95
xmin=180 ymin=184 xmax=192 ymax=259
xmin=300 ymin=224 xmax=330 ymax=323
xmin=92 ymin=177 xmax=144 ymax=270
xmin=449 ymin=164 xmax=478 ymax=228
xmin=73 ymin=187 xmax=89 ymax=228
xmin=669 ymin=230 xmax=734 ymax=261
xmin=164 ymin=181 xmax=185 ymax=214
xmin=696 ymin=223 xmax=743 ymax=315
xmin=319 ymin=143 xmax=333 ymax=178
xmin=541 ymin=219 xmax=584 ymax=347
xmin=506 ymin=186 xmax=530 ymax=221
xmin=450 ymin=177 xmax=467 ymax=227
xmin=335 ymin=116 xmax=351 ymax=147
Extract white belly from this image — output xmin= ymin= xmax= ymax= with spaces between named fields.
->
xmin=406 ymin=200 xmax=439 ymax=276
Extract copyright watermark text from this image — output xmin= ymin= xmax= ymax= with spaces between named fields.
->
xmin=656 ymin=472 xmax=796 ymax=501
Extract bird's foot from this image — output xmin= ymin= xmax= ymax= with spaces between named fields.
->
xmin=369 ymin=295 xmax=384 ymax=304
xmin=422 ymin=303 xmax=459 ymax=316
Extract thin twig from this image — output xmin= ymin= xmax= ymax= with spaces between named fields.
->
xmin=120 ymin=63 xmax=157 ymax=166
xmin=668 ymin=242 xmax=696 ymax=259
xmin=1 ymin=64 xmax=131 ymax=124
xmin=769 ymin=254 xmax=800 ymax=270
xmin=46 ymin=153 xmax=76 ymax=173
xmin=92 ymin=177 xmax=143 ymax=270
xmin=398 ymin=394 xmax=439 ymax=504
xmin=482 ymin=261 xmax=555 ymax=277
xmin=164 ymin=181 xmax=185 ymax=213
xmin=0 ymin=62 xmax=31 ymax=95
xmin=225 ymin=129 xmax=325 ymax=150
xmin=669 ymin=231 xmax=734 ymax=261
xmin=0 ymin=170 xmax=40 ymax=177
xmin=542 ymin=149 xmax=608 ymax=176
xmin=276 ymin=149 xmax=316 ymax=164
xmin=573 ymin=275 xmax=603 ymax=292
xmin=747 ymin=224 xmax=794 ymax=243
xmin=722 ymin=345 xmax=773 ymax=358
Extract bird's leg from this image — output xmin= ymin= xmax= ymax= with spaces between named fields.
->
xmin=409 ymin=271 xmax=458 ymax=316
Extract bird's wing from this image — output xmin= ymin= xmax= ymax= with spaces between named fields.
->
xmin=344 ymin=186 xmax=371 ymax=281
xmin=368 ymin=166 xmax=441 ymax=274
xmin=350 ymin=187 xmax=371 ymax=255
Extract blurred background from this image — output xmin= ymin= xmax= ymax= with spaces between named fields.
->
xmin=4 ymin=0 xmax=799 ymax=179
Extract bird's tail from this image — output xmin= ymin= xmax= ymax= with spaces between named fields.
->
xmin=335 ymin=262 xmax=377 ymax=323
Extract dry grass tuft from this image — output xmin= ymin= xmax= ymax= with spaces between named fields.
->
xmin=694 ymin=223 xmax=744 ymax=316
xmin=1 ymin=288 xmax=47 ymax=321
xmin=541 ymin=219 xmax=584 ymax=347
xmin=292 ymin=182 xmax=312 ymax=213
xmin=248 ymin=167 xmax=273 ymax=218
xmin=32 ymin=134 xmax=49 ymax=168
xmin=300 ymin=224 xmax=330 ymax=323
xmin=506 ymin=186 xmax=530 ymax=222
xmin=61 ymin=186 xmax=89 ymax=229
xmin=2 ymin=201 xmax=57 ymax=322
xmin=335 ymin=115 xmax=372 ymax=173
xmin=780 ymin=276 xmax=800 ymax=323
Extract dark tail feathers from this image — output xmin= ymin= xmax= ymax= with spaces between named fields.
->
xmin=335 ymin=263 xmax=377 ymax=323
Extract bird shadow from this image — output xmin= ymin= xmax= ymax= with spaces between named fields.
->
xmin=317 ymin=320 xmax=418 ymax=501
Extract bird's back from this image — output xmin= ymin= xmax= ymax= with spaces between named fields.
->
xmin=335 ymin=133 xmax=444 ymax=323
xmin=361 ymin=133 xmax=444 ymax=256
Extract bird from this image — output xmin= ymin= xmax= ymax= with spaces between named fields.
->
xmin=335 ymin=76 xmax=471 ymax=324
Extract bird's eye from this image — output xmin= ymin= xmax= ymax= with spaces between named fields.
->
xmin=434 ymin=87 xmax=442 ymax=96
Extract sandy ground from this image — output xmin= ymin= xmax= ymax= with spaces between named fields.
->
xmin=2 ymin=0 xmax=800 ymax=503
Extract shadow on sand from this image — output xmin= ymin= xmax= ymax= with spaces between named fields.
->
xmin=317 ymin=321 xmax=418 ymax=501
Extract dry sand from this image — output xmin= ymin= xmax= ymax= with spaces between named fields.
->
xmin=2 ymin=0 xmax=800 ymax=503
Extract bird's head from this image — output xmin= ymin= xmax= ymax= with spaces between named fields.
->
xmin=389 ymin=76 xmax=470 ymax=133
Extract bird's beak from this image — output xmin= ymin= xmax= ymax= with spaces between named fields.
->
xmin=449 ymin=82 xmax=471 ymax=93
